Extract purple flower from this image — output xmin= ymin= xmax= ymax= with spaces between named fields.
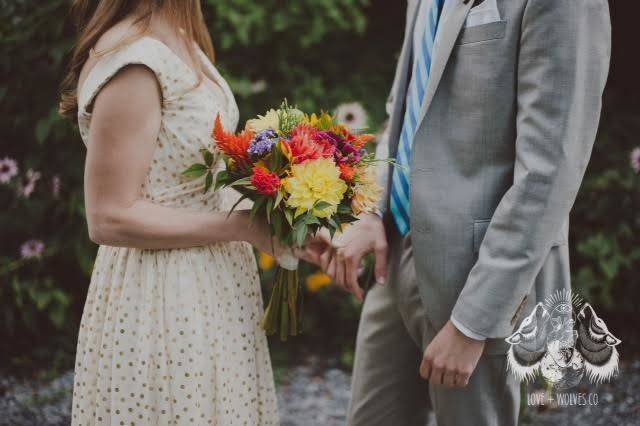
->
xmin=247 ymin=129 xmax=278 ymax=160
xmin=631 ymin=147 xmax=640 ymax=174
xmin=18 ymin=169 xmax=41 ymax=198
xmin=0 ymin=157 xmax=19 ymax=183
xmin=318 ymin=131 xmax=362 ymax=164
xmin=52 ymin=175 xmax=61 ymax=198
xmin=20 ymin=239 xmax=45 ymax=259
xmin=316 ymin=131 xmax=342 ymax=146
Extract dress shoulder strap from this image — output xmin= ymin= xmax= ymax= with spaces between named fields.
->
xmin=78 ymin=37 xmax=176 ymax=115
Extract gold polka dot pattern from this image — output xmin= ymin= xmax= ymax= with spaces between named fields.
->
xmin=73 ymin=37 xmax=279 ymax=425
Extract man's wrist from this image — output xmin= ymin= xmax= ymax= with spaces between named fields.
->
xmin=450 ymin=316 xmax=486 ymax=341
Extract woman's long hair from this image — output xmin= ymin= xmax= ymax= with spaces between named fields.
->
xmin=59 ymin=0 xmax=214 ymax=121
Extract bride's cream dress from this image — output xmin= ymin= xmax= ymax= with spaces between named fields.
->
xmin=72 ymin=37 xmax=279 ymax=425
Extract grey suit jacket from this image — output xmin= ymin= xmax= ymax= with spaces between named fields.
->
xmin=380 ymin=0 xmax=611 ymax=339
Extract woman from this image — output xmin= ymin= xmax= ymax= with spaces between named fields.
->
xmin=59 ymin=1 xmax=303 ymax=424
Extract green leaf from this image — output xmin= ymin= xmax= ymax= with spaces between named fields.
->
xmin=250 ymin=196 xmax=267 ymax=221
xmin=183 ymin=163 xmax=208 ymax=178
xmin=273 ymin=209 xmax=284 ymax=241
xmin=230 ymin=176 xmax=253 ymax=187
xmin=226 ymin=194 xmax=249 ymax=219
xmin=337 ymin=204 xmax=353 ymax=215
xmin=304 ymin=212 xmax=320 ymax=225
xmin=266 ymin=198 xmax=274 ymax=224
xmin=201 ymin=149 xmax=214 ymax=167
xmin=314 ymin=201 xmax=332 ymax=211
xmin=204 ymin=172 xmax=213 ymax=193
xmin=274 ymin=189 xmax=284 ymax=209
xmin=293 ymin=222 xmax=309 ymax=247
xmin=284 ymin=209 xmax=294 ymax=226
xmin=35 ymin=119 xmax=51 ymax=144
xmin=214 ymin=170 xmax=230 ymax=190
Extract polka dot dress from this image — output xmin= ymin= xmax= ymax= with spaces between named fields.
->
xmin=73 ymin=37 xmax=279 ymax=425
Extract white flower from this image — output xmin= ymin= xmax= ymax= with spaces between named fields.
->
xmin=246 ymin=109 xmax=280 ymax=133
xmin=630 ymin=147 xmax=640 ymax=174
xmin=0 ymin=157 xmax=19 ymax=184
xmin=250 ymin=79 xmax=267 ymax=94
xmin=334 ymin=102 xmax=369 ymax=130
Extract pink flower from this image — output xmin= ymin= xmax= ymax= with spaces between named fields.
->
xmin=52 ymin=175 xmax=61 ymax=197
xmin=20 ymin=239 xmax=45 ymax=259
xmin=0 ymin=157 xmax=19 ymax=183
xmin=630 ymin=147 xmax=640 ymax=174
xmin=18 ymin=168 xmax=41 ymax=198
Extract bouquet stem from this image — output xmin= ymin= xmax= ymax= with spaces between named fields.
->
xmin=262 ymin=267 xmax=302 ymax=341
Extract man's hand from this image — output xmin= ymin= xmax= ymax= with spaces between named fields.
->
xmin=295 ymin=228 xmax=332 ymax=266
xmin=325 ymin=213 xmax=388 ymax=301
xmin=420 ymin=320 xmax=485 ymax=388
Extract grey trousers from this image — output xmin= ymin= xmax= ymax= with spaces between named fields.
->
xmin=347 ymin=231 xmax=520 ymax=426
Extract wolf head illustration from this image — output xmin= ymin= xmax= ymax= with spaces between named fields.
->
xmin=576 ymin=303 xmax=620 ymax=383
xmin=505 ymin=302 xmax=551 ymax=381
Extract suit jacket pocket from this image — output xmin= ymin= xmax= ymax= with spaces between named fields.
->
xmin=473 ymin=218 xmax=567 ymax=254
xmin=457 ymin=21 xmax=506 ymax=45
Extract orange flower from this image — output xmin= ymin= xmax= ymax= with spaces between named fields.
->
xmin=349 ymin=133 xmax=375 ymax=150
xmin=212 ymin=114 xmax=253 ymax=169
xmin=342 ymin=128 xmax=375 ymax=150
xmin=339 ymin=163 xmax=356 ymax=182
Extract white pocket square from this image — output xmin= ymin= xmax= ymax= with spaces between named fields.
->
xmin=464 ymin=0 xmax=501 ymax=28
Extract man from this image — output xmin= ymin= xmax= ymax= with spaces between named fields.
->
xmin=310 ymin=0 xmax=611 ymax=424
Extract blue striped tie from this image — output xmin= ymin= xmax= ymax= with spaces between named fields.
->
xmin=390 ymin=0 xmax=444 ymax=236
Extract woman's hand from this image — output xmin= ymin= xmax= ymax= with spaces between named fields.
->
xmin=233 ymin=210 xmax=287 ymax=258
xmin=295 ymin=228 xmax=332 ymax=266
xmin=233 ymin=211 xmax=333 ymax=263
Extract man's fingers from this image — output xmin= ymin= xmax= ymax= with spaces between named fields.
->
xmin=430 ymin=363 xmax=444 ymax=386
xmin=455 ymin=372 xmax=470 ymax=388
xmin=443 ymin=369 xmax=456 ymax=388
xmin=374 ymin=241 xmax=388 ymax=285
xmin=321 ymin=248 xmax=334 ymax=274
xmin=345 ymin=253 xmax=364 ymax=301
xmin=294 ymin=247 xmax=316 ymax=265
xmin=327 ymin=256 xmax=340 ymax=288
xmin=419 ymin=356 xmax=431 ymax=380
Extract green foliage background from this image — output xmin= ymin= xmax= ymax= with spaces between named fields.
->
xmin=1 ymin=0 xmax=638 ymax=372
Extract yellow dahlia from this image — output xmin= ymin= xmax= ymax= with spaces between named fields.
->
xmin=352 ymin=166 xmax=383 ymax=215
xmin=283 ymin=158 xmax=348 ymax=218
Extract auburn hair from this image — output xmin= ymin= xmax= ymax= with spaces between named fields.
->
xmin=59 ymin=0 xmax=215 ymax=121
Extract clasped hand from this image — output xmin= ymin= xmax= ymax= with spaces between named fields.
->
xmin=297 ymin=213 xmax=485 ymax=388
xmin=297 ymin=213 xmax=388 ymax=302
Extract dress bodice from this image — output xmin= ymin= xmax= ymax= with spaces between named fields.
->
xmin=77 ymin=36 xmax=240 ymax=212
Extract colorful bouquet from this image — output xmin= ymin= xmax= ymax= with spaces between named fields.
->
xmin=184 ymin=101 xmax=384 ymax=340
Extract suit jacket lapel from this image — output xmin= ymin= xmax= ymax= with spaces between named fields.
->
xmin=416 ymin=0 xmax=474 ymax=127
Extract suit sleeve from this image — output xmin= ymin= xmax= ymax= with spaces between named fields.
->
xmin=451 ymin=0 xmax=611 ymax=338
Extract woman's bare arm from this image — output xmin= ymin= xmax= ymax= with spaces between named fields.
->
xmin=84 ymin=65 xmax=260 ymax=250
